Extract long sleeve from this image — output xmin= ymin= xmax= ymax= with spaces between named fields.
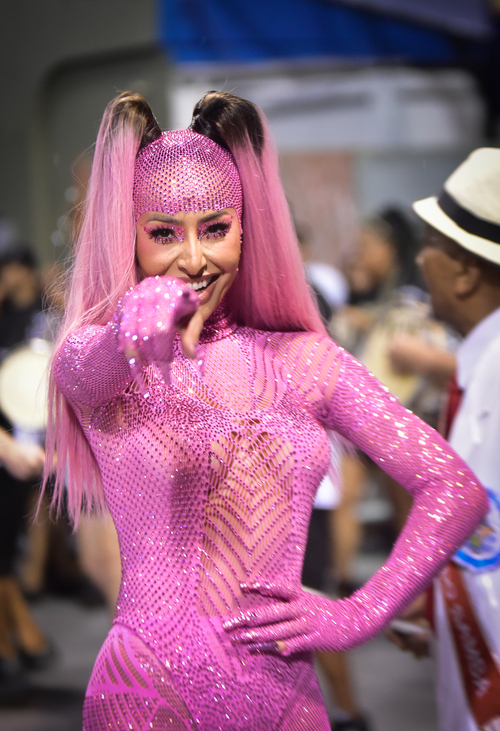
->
xmin=312 ymin=347 xmax=488 ymax=646
xmin=55 ymin=276 xmax=199 ymax=414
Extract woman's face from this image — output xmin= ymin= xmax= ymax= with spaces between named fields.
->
xmin=136 ymin=208 xmax=241 ymax=323
xmin=347 ymin=226 xmax=397 ymax=295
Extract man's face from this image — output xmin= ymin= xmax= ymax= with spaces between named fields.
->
xmin=416 ymin=226 xmax=463 ymax=330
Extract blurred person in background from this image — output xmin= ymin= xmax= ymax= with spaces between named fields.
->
xmin=0 ymin=247 xmax=50 ymax=682
xmin=18 ymin=259 xmax=107 ymax=610
xmin=335 ymin=207 xmax=456 ymax=430
xmin=296 ymin=220 xmax=349 ymax=325
xmin=391 ymin=149 xmax=500 ymax=731
xmin=0 ymin=247 xmax=105 ymax=689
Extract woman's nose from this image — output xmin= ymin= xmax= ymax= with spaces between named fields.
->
xmin=177 ymin=234 xmax=207 ymax=276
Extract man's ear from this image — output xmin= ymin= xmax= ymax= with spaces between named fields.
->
xmin=454 ymin=255 xmax=482 ymax=298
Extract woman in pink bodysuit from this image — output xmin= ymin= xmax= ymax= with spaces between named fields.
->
xmin=45 ymin=91 xmax=487 ymax=731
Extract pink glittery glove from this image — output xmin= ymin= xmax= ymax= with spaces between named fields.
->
xmin=223 ymin=349 xmax=488 ymax=656
xmin=115 ymin=275 xmax=200 ymax=393
xmin=224 ymin=579 xmax=355 ymax=655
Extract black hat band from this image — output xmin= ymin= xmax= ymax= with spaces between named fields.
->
xmin=437 ymin=190 xmax=500 ymax=245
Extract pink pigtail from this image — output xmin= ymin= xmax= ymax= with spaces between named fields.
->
xmin=44 ymin=94 xmax=156 ymax=524
xmin=225 ymin=114 xmax=327 ymax=336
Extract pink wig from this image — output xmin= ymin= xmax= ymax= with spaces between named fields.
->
xmin=45 ymin=99 xmax=327 ymax=522
xmin=44 ymin=105 xmax=142 ymax=520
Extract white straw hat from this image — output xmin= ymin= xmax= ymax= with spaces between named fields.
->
xmin=413 ymin=148 xmax=500 ymax=266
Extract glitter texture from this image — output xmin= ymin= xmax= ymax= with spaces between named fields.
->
xmin=113 ymin=276 xmax=200 ymax=391
xmin=55 ymin=279 xmax=487 ymax=730
xmin=133 ymin=131 xmax=243 ymax=225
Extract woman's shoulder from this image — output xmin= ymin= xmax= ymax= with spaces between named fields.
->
xmin=60 ymin=323 xmax=109 ymax=349
xmin=54 ymin=321 xmax=131 ymax=410
xmin=55 ymin=324 xmax=115 ymax=373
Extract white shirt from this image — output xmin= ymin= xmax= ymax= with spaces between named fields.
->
xmin=436 ymin=305 xmax=500 ymax=731
xmin=450 ymin=306 xmax=500 ymax=492
xmin=455 ymin=306 xmax=500 ymax=392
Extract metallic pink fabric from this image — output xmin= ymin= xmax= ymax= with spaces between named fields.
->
xmin=55 ymin=277 xmax=487 ymax=730
xmin=133 ymin=130 xmax=243 ymax=225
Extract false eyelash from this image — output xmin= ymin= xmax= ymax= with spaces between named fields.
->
xmin=144 ymin=225 xmax=185 ymax=244
xmin=198 ymin=216 xmax=233 ymax=240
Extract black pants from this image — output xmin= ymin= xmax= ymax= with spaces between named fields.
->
xmin=0 ymin=467 xmax=32 ymax=575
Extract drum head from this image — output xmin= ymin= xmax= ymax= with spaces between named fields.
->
xmin=359 ymin=305 xmax=448 ymax=406
xmin=0 ymin=340 xmax=52 ymax=431
xmin=360 ymin=321 xmax=419 ymax=405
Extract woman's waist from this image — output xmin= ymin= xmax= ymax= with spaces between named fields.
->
xmin=111 ymin=605 xmax=308 ymax=692
xmin=117 ymin=566 xmax=298 ymax=617
xmin=105 ymin=618 xmax=315 ymax=729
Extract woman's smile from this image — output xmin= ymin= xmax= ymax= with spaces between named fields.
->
xmin=182 ymin=273 xmax=219 ymax=295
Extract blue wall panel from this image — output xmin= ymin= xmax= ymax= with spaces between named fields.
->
xmin=159 ymin=0 xmax=464 ymax=64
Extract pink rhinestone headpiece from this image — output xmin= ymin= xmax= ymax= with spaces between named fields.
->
xmin=133 ymin=129 xmax=243 ymax=225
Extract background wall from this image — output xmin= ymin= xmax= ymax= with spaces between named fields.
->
xmin=0 ymin=1 xmax=495 ymax=268
xmin=170 ymin=63 xmax=485 ymax=266
xmin=0 ymin=1 xmax=168 ymax=262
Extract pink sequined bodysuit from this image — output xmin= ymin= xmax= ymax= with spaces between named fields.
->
xmin=56 ymin=302 xmax=486 ymax=731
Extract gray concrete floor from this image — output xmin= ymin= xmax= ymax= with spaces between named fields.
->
xmin=0 ymin=593 xmax=437 ymax=731
xmin=321 ymin=635 xmax=437 ymax=730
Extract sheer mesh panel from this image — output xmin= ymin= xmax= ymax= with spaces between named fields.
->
xmin=83 ymin=626 xmax=194 ymax=730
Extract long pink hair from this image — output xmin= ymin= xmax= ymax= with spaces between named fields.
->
xmin=45 ymin=91 xmax=327 ymax=523
xmin=227 ymin=122 xmax=325 ymax=333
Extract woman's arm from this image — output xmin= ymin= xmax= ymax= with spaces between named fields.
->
xmin=55 ymin=276 xmax=200 ymax=411
xmin=224 ymin=345 xmax=488 ymax=654
xmin=55 ymin=322 xmax=131 ymax=411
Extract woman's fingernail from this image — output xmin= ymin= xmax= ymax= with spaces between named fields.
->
xmin=249 ymin=641 xmax=279 ymax=654
xmin=194 ymin=344 xmax=205 ymax=377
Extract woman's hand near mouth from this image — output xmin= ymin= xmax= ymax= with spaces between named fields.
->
xmin=117 ymin=275 xmax=201 ymax=392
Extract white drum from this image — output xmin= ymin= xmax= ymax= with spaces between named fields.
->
xmin=358 ymin=302 xmax=448 ymax=407
xmin=0 ymin=338 xmax=52 ymax=436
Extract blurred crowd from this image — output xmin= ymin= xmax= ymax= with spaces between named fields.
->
xmin=0 ymin=219 xmax=118 ymax=696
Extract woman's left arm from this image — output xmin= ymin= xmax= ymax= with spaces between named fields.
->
xmin=224 ymin=346 xmax=488 ymax=654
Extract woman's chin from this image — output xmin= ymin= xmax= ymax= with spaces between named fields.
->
xmin=197 ymin=295 xmax=222 ymax=323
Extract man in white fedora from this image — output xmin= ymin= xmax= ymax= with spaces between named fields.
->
xmin=413 ymin=148 xmax=500 ymax=731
